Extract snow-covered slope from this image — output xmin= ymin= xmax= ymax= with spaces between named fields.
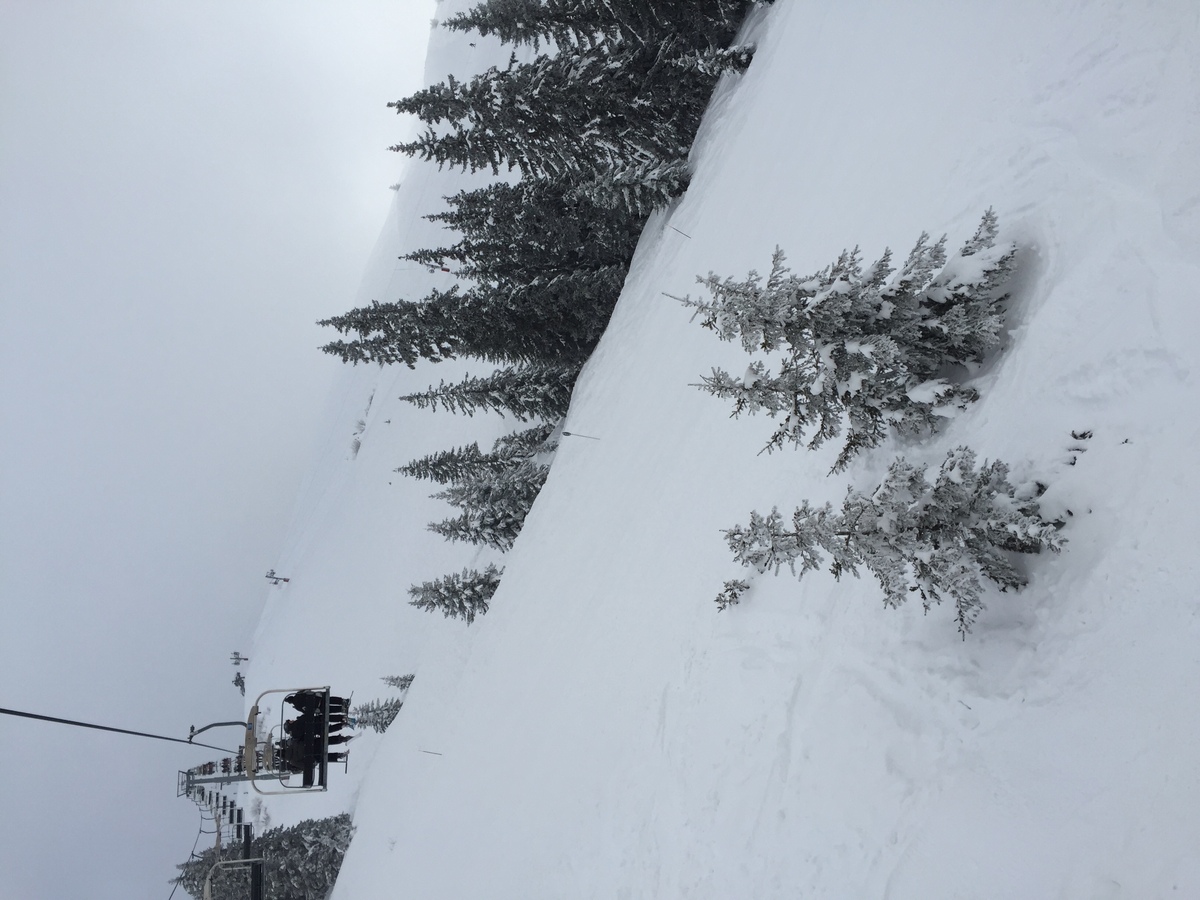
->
xmin=248 ymin=1 xmax=1200 ymax=896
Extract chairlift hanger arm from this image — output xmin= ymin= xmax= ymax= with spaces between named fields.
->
xmin=189 ymin=720 xmax=252 ymax=741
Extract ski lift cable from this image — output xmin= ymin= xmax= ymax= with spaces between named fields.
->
xmin=0 ymin=705 xmax=237 ymax=755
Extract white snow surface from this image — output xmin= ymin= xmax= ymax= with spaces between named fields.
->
xmin=243 ymin=1 xmax=1200 ymax=897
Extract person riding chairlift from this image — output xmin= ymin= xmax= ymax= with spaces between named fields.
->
xmin=282 ymin=716 xmax=354 ymax=745
xmin=284 ymin=690 xmax=350 ymax=718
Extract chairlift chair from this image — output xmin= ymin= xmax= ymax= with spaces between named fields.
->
xmin=246 ymin=686 xmax=334 ymax=795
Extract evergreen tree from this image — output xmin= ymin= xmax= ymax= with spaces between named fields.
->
xmin=425 ymin=459 xmax=546 ymax=551
xmin=569 ymin=157 xmax=693 ymax=215
xmin=399 ymin=361 xmax=580 ymax=421
xmin=722 ymin=447 xmax=1063 ymax=635
xmin=408 ymin=564 xmax=504 ymax=624
xmin=173 ymin=814 xmax=353 ymax=900
xmin=399 ymin=423 xmax=556 ymax=484
xmin=409 ymin=177 xmax=642 ymax=280
xmin=427 ymin=509 xmax=520 ymax=551
xmin=320 ymin=272 xmax=615 ymax=368
xmin=491 ymin=420 xmax=558 ymax=457
xmin=381 ymin=674 xmax=415 ymax=691
xmin=350 ymin=698 xmax=404 ymax=733
xmin=400 ymin=441 xmax=489 ymax=484
xmin=317 ymin=289 xmax=463 ymax=368
xmin=426 ymin=459 xmax=549 ymax=550
xmin=681 ymin=211 xmax=1017 ymax=470
xmin=466 ymin=271 xmax=625 ymax=356
xmin=326 ymin=1 xmax=764 ymax=369
xmin=389 ymin=39 xmax=751 ymax=208
xmin=444 ymin=0 xmax=760 ymax=53
xmin=431 ymin=459 xmax=548 ymax=512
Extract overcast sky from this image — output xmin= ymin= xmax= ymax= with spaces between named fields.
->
xmin=0 ymin=2 xmax=434 ymax=896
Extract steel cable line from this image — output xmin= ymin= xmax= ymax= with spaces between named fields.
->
xmin=0 ymin=705 xmax=238 ymax=754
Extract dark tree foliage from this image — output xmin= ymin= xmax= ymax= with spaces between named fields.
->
xmin=399 ymin=361 xmax=580 ymax=421
xmin=319 ymin=280 xmax=604 ymax=368
xmin=444 ymin=0 xmax=759 ymax=54
xmin=723 ymin=447 xmax=1064 ymax=635
xmin=570 ymin=156 xmax=693 ymax=216
xmin=408 ymin=564 xmax=504 ymax=624
xmin=318 ymin=289 xmax=464 ymax=368
xmin=428 ymin=460 xmax=550 ymax=551
xmin=408 ymin=178 xmax=642 ymax=280
xmin=391 ymin=0 xmax=761 ymax=210
xmin=432 ymin=455 xmax=548 ymax=514
xmin=324 ymin=0 xmax=762 ymax=369
xmin=173 ymin=814 xmax=353 ymax=900
xmin=322 ymin=177 xmax=640 ymax=368
xmin=323 ymin=0 xmax=765 ymax=625
xmin=398 ymin=422 xmax=556 ymax=484
xmin=390 ymin=39 xmax=752 ymax=202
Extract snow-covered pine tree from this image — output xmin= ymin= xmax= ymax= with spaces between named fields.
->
xmin=399 ymin=441 xmax=488 ymax=484
xmin=399 ymin=360 xmax=580 ymax=421
xmin=431 ymin=459 xmax=548 ymax=511
xmin=322 ymin=178 xmax=640 ymax=366
xmin=682 ymin=211 xmax=1017 ymax=470
xmin=389 ymin=38 xmax=748 ymax=210
xmin=491 ymin=420 xmax=558 ymax=457
xmin=320 ymin=280 xmax=600 ymax=368
xmin=722 ymin=447 xmax=1063 ymax=635
xmin=444 ymin=0 xmax=584 ymax=52
xmin=444 ymin=0 xmax=761 ymax=54
xmin=426 ymin=460 xmax=547 ymax=550
xmin=668 ymin=44 xmax=758 ymax=77
xmin=410 ymin=177 xmax=643 ymax=278
xmin=317 ymin=289 xmax=463 ymax=368
xmin=569 ymin=157 xmax=694 ymax=216
xmin=173 ymin=814 xmax=353 ymax=900
xmin=463 ymin=271 xmax=625 ymax=358
xmin=381 ymin=673 xmax=415 ymax=691
xmin=350 ymin=698 xmax=404 ymax=733
xmin=398 ymin=423 xmax=556 ymax=484
xmin=909 ymin=208 xmax=1016 ymax=374
xmin=408 ymin=564 xmax=504 ymax=624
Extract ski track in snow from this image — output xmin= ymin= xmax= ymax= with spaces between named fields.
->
xmin=240 ymin=1 xmax=1200 ymax=897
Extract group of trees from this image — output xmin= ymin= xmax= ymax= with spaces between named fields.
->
xmin=173 ymin=814 xmax=352 ymax=900
xmin=397 ymin=0 xmax=760 ymax=213
xmin=404 ymin=424 xmax=555 ymax=622
xmin=690 ymin=213 xmax=1065 ymax=634
xmin=319 ymin=0 xmax=766 ymax=623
